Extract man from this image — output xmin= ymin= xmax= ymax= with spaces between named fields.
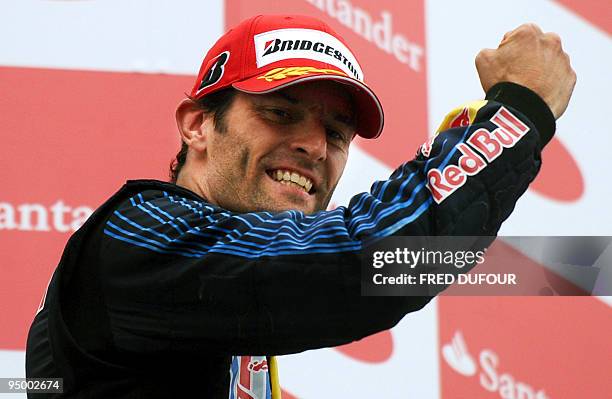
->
xmin=26 ymin=14 xmax=575 ymax=399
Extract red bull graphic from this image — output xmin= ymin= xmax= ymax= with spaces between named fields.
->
xmin=450 ymin=108 xmax=471 ymax=128
xmin=426 ymin=107 xmax=529 ymax=204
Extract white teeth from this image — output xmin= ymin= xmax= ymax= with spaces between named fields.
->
xmin=270 ymin=169 xmax=314 ymax=193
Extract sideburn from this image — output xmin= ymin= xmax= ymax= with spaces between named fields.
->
xmin=238 ymin=147 xmax=250 ymax=175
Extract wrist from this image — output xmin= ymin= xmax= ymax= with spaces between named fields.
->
xmin=485 ymin=82 xmax=556 ymax=149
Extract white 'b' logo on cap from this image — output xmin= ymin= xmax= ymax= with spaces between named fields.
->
xmin=197 ymin=51 xmax=230 ymax=93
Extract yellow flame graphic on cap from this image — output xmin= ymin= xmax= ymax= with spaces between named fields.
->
xmin=257 ymin=67 xmax=347 ymax=82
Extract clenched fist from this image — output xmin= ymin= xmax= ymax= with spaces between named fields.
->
xmin=476 ymin=23 xmax=576 ymax=119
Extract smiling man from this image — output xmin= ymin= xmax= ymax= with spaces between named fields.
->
xmin=26 ymin=14 xmax=575 ymax=399
xmin=174 ymin=80 xmax=357 ymax=214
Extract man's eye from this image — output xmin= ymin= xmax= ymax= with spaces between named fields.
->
xmin=326 ymin=128 xmax=347 ymax=143
xmin=268 ymin=108 xmax=292 ymax=120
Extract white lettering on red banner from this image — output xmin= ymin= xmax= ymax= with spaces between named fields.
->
xmin=0 ymin=200 xmax=93 ymax=233
xmin=426 ymin=107 xmax=530 ymax=204
xmin=443 ymin=331 xmax=550 ymax=399
xmin=305 ymin=0 xmax=424 ymax=72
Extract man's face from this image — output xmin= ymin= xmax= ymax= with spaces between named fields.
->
xmin=198 ymin=80 xmax=356 ymax=214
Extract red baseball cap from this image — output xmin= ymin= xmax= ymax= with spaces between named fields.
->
xmin=190 ymin=14 xmax=384 ymax=139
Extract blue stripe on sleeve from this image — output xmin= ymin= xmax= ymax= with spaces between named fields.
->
xmin=104 ymin=123 xmax=472 ymax=261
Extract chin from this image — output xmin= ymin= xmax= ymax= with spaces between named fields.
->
xmin=268 ymin=201 xmax=318 ymax=215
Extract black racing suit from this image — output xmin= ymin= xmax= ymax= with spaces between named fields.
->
xmin=26 ymin=83 xmax=556 ymax=398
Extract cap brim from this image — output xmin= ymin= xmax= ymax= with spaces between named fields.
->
xmin=232 ymin=73 xmax=384 ymax=139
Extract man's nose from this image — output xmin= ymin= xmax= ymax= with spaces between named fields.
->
xmin=289 ymin=119 xmax=327 ymax=162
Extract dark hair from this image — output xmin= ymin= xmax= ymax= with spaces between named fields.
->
xmin=169 ymin=88 xmax=237 ymax=183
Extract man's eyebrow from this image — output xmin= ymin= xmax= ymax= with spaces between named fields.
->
xmin=334 ymin=113 xmax=356 ymax=129
xmin=268 ymin=91 xmax=299 ymax=104
xmin=259 ymin=91 xmax=355 ymax=128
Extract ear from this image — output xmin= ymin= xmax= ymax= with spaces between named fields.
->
xmin=175 ymin=98 xmax=214 ymax=152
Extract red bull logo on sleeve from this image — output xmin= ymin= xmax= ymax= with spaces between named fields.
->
xmin=449 ymin=107 xmax=471 ymax=128
xmin=426 ymin=106 xmax=530 ymax=204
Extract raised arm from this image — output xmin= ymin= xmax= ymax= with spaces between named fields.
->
xmin=101 ymin=23 xmax=575 ymax=356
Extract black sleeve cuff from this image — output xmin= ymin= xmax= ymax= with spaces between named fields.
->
xmin=485 ymin=82 xmax=556 ymax=149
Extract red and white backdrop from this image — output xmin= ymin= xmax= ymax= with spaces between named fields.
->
xmin=1 ymin=0 xmax=610 ymax=397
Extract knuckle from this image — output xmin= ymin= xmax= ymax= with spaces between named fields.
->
xmin=528 ymin=23 xmax=543 ymax=33
xmin=515 ymin=25 xmax=528 ymax=36
xmin=519 ymin=23 xmax=541 ymax=36
xmin=545 ymin=32 xmax=562 ymax=47
xmin=501 ymin=29 xmax=516 ymax=42
xmin=475 ymin=49 xmax=489 ymax=62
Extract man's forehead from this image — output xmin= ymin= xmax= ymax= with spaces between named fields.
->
xmin=277 ymin=80 xmax=354 ymax=101
xmin=251 ymin=82 xmax=356 ymax=121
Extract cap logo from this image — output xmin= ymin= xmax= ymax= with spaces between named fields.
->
xmin=196 ymin=51 xmax=230 ymax=94
xmin=257 ymin=66 xmax=347 ymax=82
xmin=254 ymin=28 xmax=364 ymax=81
